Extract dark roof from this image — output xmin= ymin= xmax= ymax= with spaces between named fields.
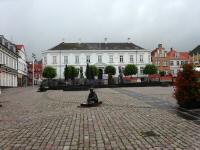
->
xmin=189 ymin=45 xmax=200 ymax=55
xmin=49 ymin=42 xmax=144 ymax=50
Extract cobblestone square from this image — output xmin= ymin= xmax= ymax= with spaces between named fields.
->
xmin=0 ymin=87 xmax=200 ymax=150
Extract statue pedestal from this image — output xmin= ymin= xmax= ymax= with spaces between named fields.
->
xmin=79 ymin=101 xmax=102 ymax=107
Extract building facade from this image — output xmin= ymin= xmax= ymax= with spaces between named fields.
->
xmin=189 ymin=45 xmax=200 ymax=66
xmin=151 ymin=44 xmax=190 ymax=76
xmin=42 ymin=42 xmax=151 ymax=79
xmin=16 ymin=45 xmax=28 ymax=87
xmin=167 ymin=48 xmax=190 ymax=76
xmin=151 ymin=44 xmax=170 ymax=73
xmin=27 ymin=60 xmax=43 ymax=85
xmin=0 ymin=35 xmax=18 ymax=87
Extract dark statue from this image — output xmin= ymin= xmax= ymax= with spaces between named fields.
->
xmin=80 ymin=88 xmax=102 ymax=107
xmin=38 ymin=83 xmax=46 ymax=92
xmin=87 ymin=88 xmax=98 ymax=104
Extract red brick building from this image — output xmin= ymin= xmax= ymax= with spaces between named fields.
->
xmin=151 ymin=44 xmax=170 ymax=73
xmin=167 ymin=48 xmax=190 ymax=75
xmin=27 ymin=60 xmax=43 ymax=85
xmin=151 ymin=44 xmax=190 ymax=76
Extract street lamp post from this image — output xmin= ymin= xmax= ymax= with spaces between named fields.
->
xmin=32 ymin=53 xmax=36 ymax=88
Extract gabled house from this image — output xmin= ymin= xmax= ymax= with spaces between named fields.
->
xmin=167 ymin=48 xmax=190 ymax=76
xmin=151 ymin=44 xmax=170 ymax=73
xmin=189 ymin=45 xmax=200 ymax=65
xmin=16 ymin=44 xmax=28 ymax=86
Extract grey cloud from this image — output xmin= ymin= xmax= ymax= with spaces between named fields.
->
xmin=0 ymin=0 xmax=200 ymax=59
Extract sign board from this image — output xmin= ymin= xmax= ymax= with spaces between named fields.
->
xmin=103 ymin=74 xmax=108 ymax=80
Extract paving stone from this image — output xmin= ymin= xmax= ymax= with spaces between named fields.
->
xmin=0 ymin=87 xmax=200 ymax=149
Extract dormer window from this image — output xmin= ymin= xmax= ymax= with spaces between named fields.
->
xmin=175 ymin=52 xmax=180 ymax=58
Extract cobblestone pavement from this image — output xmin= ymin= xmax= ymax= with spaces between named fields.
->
xmin=0 ymin=87 xmax=200 ymax=150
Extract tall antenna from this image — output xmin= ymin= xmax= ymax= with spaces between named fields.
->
xmin=62 ymin=38 xmax=65 ymax=43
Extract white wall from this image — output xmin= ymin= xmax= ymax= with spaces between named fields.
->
xmin=0 ymin=48 xmax=18 ymax=87
xmin=43 ymin=49 xmax=151 ymax=79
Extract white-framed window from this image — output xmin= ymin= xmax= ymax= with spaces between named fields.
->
xmin=140 ymin=67 xmax=144 ymax=75
xmin=139 ymin=55 xmax=143 ymax=62
xmin=148 ymin=55 xmax=151 ymax=63
xmin=52 ymin=56 xmax=57 ymax=64
xmin=9 ymin=57 xmax=12 ymax=68
xmin=175 ymin=52 xmax=180 ymax=58
xmin=177 ymin=61 xmax=179 ymax=66
xmin=98 ymin=55 xmax=102 ymax=63
xmin=12 ymin=60 xmax=14 ymax=69
xmin=120 ymin=55 xmax=123 ymax=63
xmin=170 ymin=61 xmax=174 ymax=66
xmin=163 ymin=61 xmax=167 ymax=66
xmin=130 ymin=55 xmax=134 ymax=63
xmin=3 ymin=53 xmax=5 ymax=64
xmin=44 ymin=57 xmax=47 ymax=64
xmin=109 ymin=55 xmax=113 ymax=63
xmin=86 ymin=55 xmax=90 ymax=63
xmin=6 ymin=55 xmax=9 ymax=66
xmin=64 ymin=56 xmax=68 ymax=64
xmin=0 ymin=52 xmax=2 ymax=64
xmin=75 ymin=56 xmax=79 ymax=64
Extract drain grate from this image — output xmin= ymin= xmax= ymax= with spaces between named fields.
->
xmin=141 ymin=131 xmax=159 ymax=137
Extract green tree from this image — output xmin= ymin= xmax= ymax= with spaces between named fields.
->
xmin=90 ymin=65 xmax=98 ymax=80
xmin=159 ymin=71 xmax=166 ymax=77
xmin=85 ymin=63 xmax=91 ymax=80
xmin=98 ymin=69 xmax=103 ymax=80
xmin=80 ymin=67 xmax=84 ymax=79
xmin=105 ymin=65 xmax=116 ymax=84
xmin=123 ymin=64 xmax=138 ymax=76
xmin=64 ymin=65 xmax=69 ymax=81
xmin=68 ymin=66 xmax=79 ymax=80
xmin=143 ymin=64 xmax=158 ymax=75
xmin=42 ymin=66 xmax=57 ymax=79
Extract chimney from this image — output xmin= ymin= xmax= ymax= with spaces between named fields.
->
xmin=62 ymin=38 xmax=65 ymax=43
xmin=104 ymin=37 xmax=108 ymax=44
xmin=127 ymin=37 xmax=131 ymax=43
xmin=78 ymin=38 xmax=82 ymax=44
xmin=158 ymin=44 xmax=162 ymax=49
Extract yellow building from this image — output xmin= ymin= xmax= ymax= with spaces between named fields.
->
xmin=190 ymin=45 xmax=200 ymax=65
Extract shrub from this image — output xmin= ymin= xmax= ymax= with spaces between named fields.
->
xmin=174 ymin=64 xmax=200 ymax=107
xmin=98 ymin=69 xmax=103 ymax=80
xmin=159 ymin=71 xmax=166 ymax=77
xmin=80 ymin=67 xmax=84 ymax=79
xmin=90 ymin=65 xmax=98 ymax=79
xmin=105 ymin=65 xmax=116 ymax=84
xmin=123 ymin=64 xmax=138 ymax=76
xmin=85 ymin=64 xmax=98 ymax=80
xmin=64 ymin=65 xmax=69 ymax=80
xmin=43 ymin=66 xmax=57 ymax=79
xmin=68 ymin=66 xmax=79 ymax=80
xmin=85 ymin=63 xmax=91 ymax=80
xmin=104 ymin=65 xmax=116 ymax=75
xmin=143 ymin=64 xmax=158 ymax=75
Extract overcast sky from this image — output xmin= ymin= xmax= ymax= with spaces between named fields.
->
xmin=1 ymin=0 xmax=200 ymax=60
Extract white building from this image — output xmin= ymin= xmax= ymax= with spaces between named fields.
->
xmin=42 ymin=41 xmax=151 ymax=79
xmin=16 ymin=45 xmax=28 ymax=86
xmin=0 ymin=35 xmax=18 ymax=88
